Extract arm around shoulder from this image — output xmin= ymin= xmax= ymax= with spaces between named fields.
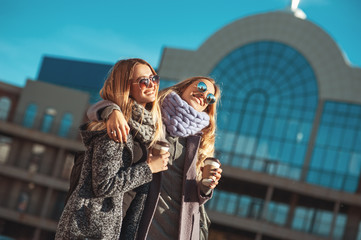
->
xmin=87 ymin=100 xmax=120 ymax=121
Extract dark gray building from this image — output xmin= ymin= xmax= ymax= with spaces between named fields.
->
xmin=0 ymin=80 xmax=88 ymax=239
xmin=37 ymin=56 xmax=112 ymax=104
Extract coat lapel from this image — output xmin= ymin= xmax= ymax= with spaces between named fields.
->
xmin=184 ymin=135 xmax=201 ymax=175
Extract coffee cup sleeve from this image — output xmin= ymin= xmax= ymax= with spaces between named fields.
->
xmin=204 ymin=161 xmax=220 ymax=168
xmin=201 ymin=178 xmax=213 ymax=186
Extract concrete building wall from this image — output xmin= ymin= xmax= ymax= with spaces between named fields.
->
xmin=14 ymin=79 xmax=89 ymax=139
xmin=0 ymin=81 xmax=21 ymax=122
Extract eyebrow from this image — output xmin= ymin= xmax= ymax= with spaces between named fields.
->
xmin=136 ymin=74 xmax=153 ymax=79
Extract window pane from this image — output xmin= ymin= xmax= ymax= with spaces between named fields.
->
xmin=23 ymin=103 xmax=38 ymax=128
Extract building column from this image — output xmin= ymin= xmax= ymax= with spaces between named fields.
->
xmin=342 ymin=206 xmax=361 ymax=240
xmin=32 ymin=228 xmax=41 ymax=240
xmin=255 ymin=185 xmax=274 ymax=240
xmin=301 ymin=100 xmax=324 ymax=182
xmin=32 ymin=187 xmax=53 ymax=240
xmin=51 ymin=148 xmax=65 ymax=177
xmin=285 ymin=193 xmax=298 ymax=228
xmin=40 ymin=188 xmax=53 ymax=218
xmin=328 ymin=201 xmax=340 ymax=239
xmin=261 ymin=185 xmax=274 ymax=221
xmin=7 ymin=138 xmax=22 ymax=166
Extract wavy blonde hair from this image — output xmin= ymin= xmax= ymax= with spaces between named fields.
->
xmin=88 ymin=58 xmax=163 ymax=146
xmin=158 ymin=76 xmax=221 ymax=175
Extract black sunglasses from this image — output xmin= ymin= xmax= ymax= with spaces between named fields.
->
xmin=197 ymin=81 xmax=216 ymax=105
xmin=133 ymin=75 xmax=160 ymax=90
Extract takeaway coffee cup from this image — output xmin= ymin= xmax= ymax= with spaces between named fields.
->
xmin=152 ymin=141 xmax=170 ymax=156
xmin=202 ymin=157 xmax=221 ymax=186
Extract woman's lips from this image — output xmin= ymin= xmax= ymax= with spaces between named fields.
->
xmin=144 ymin=90 xmax=155 ymax=96
xmin=192 ymin=93 xmax=204 ymax=105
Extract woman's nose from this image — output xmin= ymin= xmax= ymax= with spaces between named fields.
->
xmin=147 ymin=79 xmax=155 ymax=88
xmin=201 ymin=90 xmax=208 ymax=99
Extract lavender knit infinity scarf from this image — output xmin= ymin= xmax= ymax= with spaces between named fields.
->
xmin=128 ymin=102 xmax=155 ymax=144
xmin=162 ymin=91 xmax=210 ymax=137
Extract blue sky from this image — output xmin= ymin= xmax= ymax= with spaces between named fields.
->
xmin=1 ymin=0 xmax=360 ymax=87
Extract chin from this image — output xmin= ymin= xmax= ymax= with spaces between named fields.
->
xmin=188 ymin=100 xmax=197 ymax=109
xmin=147 ymin=96 xmax=156 ymax=103
xmin=190 ymin=103 xmax=202 ymax=112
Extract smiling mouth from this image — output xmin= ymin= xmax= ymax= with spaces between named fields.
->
xmin=192 ymin=93 xmax=204 ymax=105
xmin=144 ymin=90 xmax=155 ymax=96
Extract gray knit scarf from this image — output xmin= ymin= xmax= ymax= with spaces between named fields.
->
xmin=128 ymin=102 xmax=155 ymax=144
xmin=161 ymin=91 xmax=210 ymax=137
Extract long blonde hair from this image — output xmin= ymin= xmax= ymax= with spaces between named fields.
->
xmin=158 ymin=76 xmax=221 ymax=174
xmin=88 ymin=58 xmax=163 ymax=146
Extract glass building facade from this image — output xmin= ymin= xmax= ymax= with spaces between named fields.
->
xmin=211 ymin=41 xmax=318 ymax=181
xmin=158 ymin=37 xmax=361 ymax=239
xmin=202 ymin=41 xmax=361 ymax=239
xmin=308 ymin=101 xmax=361 ymax=192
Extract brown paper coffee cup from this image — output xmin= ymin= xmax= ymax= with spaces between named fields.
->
xmin=202 ymin=157 xmax=221 ymax=186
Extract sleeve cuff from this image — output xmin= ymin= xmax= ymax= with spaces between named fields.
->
xmin=87 ymin=100 xmax=119 ymax=121
xmin=100 ymin=105 xmax=121 ymax=121
xmin=199 ymin=180 xmax=212 ymax=196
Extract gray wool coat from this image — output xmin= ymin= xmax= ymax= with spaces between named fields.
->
xmin=55 ymin=125 xmax=153 ymax=240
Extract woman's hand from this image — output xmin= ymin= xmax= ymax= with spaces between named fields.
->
xmin=209 ymin=167 xmax=222 ymax=189
xmin=201 ymin=167 xmax=222 ymax=189
xmin=147 ymin=152 xmax=170 ymax=173
xmin=106 ymin=110 xmax=130 ymax=143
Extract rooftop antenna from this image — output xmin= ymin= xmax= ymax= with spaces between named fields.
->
xmin=291 ymin=0 xmax=300 ymax=11
xmin=288 ymin=0 xmax=306 ymax=19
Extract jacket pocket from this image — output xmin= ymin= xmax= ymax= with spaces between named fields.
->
xmin=75 ymin=197 xmax=117 ymax=238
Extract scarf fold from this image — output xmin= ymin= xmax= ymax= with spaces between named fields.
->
xmin=161 ymin=92 xmax=210 ymax=137
xmin=128 ymin=102 xmax=156 ymax=144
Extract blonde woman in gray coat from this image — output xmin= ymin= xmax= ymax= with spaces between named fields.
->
xmin=87 ymin=76 xmax=222 ymax=240
xmin=55 ymin=58 xmax=169 ymax=240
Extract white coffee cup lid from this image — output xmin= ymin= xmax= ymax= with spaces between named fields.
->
xmin=153 ymin=145 xmax=169 ymax=151
xmin=204 ymin=161 xmax=220 ymax=168
xmin=204 ymin=158 xmax=221 ymax=168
